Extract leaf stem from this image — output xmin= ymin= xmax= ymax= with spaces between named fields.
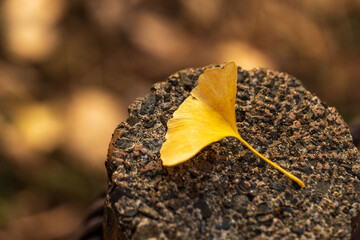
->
xmin=235 ymin=135 xmax=305 ymax=188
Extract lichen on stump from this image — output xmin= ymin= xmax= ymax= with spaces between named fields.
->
xmin=103 ymin=64 xmax=360 ymax=240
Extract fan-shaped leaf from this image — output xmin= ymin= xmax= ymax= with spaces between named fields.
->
xmin=160 ymin=62 xmax=305 ymax=188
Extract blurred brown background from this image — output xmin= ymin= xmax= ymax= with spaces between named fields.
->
xmin=0 ymin=0 xmax=359 ymax=239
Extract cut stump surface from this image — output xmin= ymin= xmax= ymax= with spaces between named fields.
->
xmin=104 ymin=64 xmax=360 ymax=240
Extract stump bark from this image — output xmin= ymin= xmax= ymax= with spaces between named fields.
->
xmin=103 ymin=64 xmax=360 ymax=240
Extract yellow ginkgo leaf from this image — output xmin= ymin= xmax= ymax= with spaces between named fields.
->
xmin=160 ymin=62 xmax=305 ymax=188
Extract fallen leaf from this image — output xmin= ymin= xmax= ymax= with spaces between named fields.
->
xmin=160 ymin=62 xmax=305 ymax=188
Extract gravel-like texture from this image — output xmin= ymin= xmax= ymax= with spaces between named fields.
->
xmin=103 ymin=64 xmax=360 ymax=240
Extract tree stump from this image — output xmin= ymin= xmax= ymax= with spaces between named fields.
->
xmin=103 ymin=64 xmax=360 ymax=239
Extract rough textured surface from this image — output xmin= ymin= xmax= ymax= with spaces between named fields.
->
xmin=103 ymin=64 xmax=360 ymax=240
